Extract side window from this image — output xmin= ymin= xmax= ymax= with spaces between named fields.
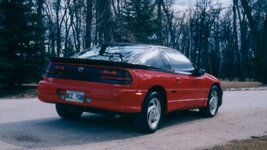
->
xmin=159 ymin=54 xmax=172 ymax=70
xmin=136 ymin=50 xmax=172 ymax=70
xmin=164 ymin=49 xmax=195 ymax=74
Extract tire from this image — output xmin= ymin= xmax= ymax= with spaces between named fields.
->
xmin=200 ymin=86 xmax=220 ymax=117
xmin=133 ymin=91 xmax=162 ymax=133
xmin=55 ymin=103 xmax=83 ymax=119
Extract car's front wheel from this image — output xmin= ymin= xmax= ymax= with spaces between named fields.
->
xmin=200 ymin=86 xmax=220 ymax=117
xmin=55 ymin=103 xmax=83 ymax=119
xmin=134 ymin=91 xmax=162 ymax=133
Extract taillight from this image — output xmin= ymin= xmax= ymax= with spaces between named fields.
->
xmin=54 ymin=65 xmax=64 ymax=71
xmin=44 ymin=63 xmax=132 ymax=84
xmin=45 ymin=63 xmax=64 ymax=76
xmin=99 ymin=68 xmax=132 ymax=84
xmin=100 ymin=70 xmax=117 ymax=75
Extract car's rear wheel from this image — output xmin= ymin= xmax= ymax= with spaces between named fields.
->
xmin=200 ymin=86 xmax=219 ymax=117
xmin=134 ymin=91 xmax=162 ymax=133
xmin=56 ymin=103 xmax=83 ymax=119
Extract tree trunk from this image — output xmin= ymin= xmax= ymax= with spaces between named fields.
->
xmin=262 ymin=13 xmax=267 ymax=83
xmin=96 ymin=0 xmax=103 ymax=44
xmin=162 ymin=2 xmax=175 ymax=47
xmin=233 ymin=0 xmax=242 ymax=81
xmin=240 ymin=0 xmax=264 ymax=82
xmin=103 ymin=0 xmax=114 ymax=43
xmin=56 ymin=0 xmax=61 ymax=57
xmin=36 ymin=0 xmax=44 ymax=55
xmin=85 ymin=0 xmax=92 ymax=49
xmin=157 ymin=0 xmax=163 ymax=44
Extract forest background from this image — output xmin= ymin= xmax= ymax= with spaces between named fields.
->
xmin=0 ymin=0 xmax=266 ymax=87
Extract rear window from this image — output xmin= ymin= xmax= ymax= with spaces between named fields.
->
xmin=72 ymin=46 xmax=147 ymax=63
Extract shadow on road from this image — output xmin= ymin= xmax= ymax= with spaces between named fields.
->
xmin=0 ymin=110 xmax=206 ymax=149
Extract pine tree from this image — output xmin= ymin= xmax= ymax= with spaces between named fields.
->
xmin=0 ymin=1 xmax=9 ymax=87
xmin=0 ymin=0 xmax=45 ymax=87
xmin=121 ymin=0 xmax=162 ymax=44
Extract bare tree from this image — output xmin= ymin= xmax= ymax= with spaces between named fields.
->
xmin=55 ymin=0 xmax=67 ymax=56
xmin=85 ymin=0 xmax=93 ymax=49
xmin=240 ymin=0 xmax=267 ymax=83
xmin=39 ymin=0 xmax=265 ymax=83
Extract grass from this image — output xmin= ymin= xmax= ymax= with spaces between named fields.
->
xmin=221 ymin=81 xmax=264 ymax=90
xmin=205 ymin=135 xmax=267 ymax=150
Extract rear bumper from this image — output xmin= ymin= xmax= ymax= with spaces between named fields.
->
xmin=38 ymin=79 xmax=146 ymax=113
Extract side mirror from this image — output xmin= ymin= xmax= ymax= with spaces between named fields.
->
xmin=198 ymin=68 xmax=205 ymax=76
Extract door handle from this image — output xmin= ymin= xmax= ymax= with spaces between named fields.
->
xmin=176 ymin=77 xmax=181 ymax=82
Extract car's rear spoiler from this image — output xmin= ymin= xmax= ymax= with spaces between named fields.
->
xmin=47 ymin=57 xmax=173 ymax=73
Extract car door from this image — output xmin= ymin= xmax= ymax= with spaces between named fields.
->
xmin=163 ymin=48 xmax=207 ymax=109
xmin=175 ymin=73 xmax=208 ymax=109
xmin=135 ymin=49 xmax=180 ymax=111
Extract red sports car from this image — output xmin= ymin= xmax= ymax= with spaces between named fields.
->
xmin=38 ymin=44 xmax=223 ymax=132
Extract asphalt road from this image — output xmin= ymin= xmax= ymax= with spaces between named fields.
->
xmin=0 ymin=90 xmax=267 ymax=150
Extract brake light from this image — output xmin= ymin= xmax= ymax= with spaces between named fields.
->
xmin=100 ymin=70 xmax=117 ymax=75
xmin=99 ymin=68 xmax=132 ymax=84
xmin=45 ymin=63 xmax=65 ymax=76
xmin=54 ymin=65 xmax=64 ymax=70
xmin=100 ymin=76 xmax=131 ymax=81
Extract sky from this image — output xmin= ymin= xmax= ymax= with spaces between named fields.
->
xmin=172 ymin=0 xmax=232 ymax=13
xmin=173 ymin=0 xmax=232 ymax=6
xmin=174 ymin=0 xmax=195 ymax=6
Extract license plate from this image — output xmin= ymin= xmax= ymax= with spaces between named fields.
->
xmin=65 ymin=90 xmax=84 ymax=103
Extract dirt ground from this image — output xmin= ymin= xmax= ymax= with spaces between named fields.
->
xmin=206 ymin=135 xmax=267 ymax=150
xmin=0 ymin=83 xmax=38 ymax=99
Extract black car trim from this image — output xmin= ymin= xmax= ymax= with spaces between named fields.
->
xmin=47 ymin=57 xmax=174 ymax=74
